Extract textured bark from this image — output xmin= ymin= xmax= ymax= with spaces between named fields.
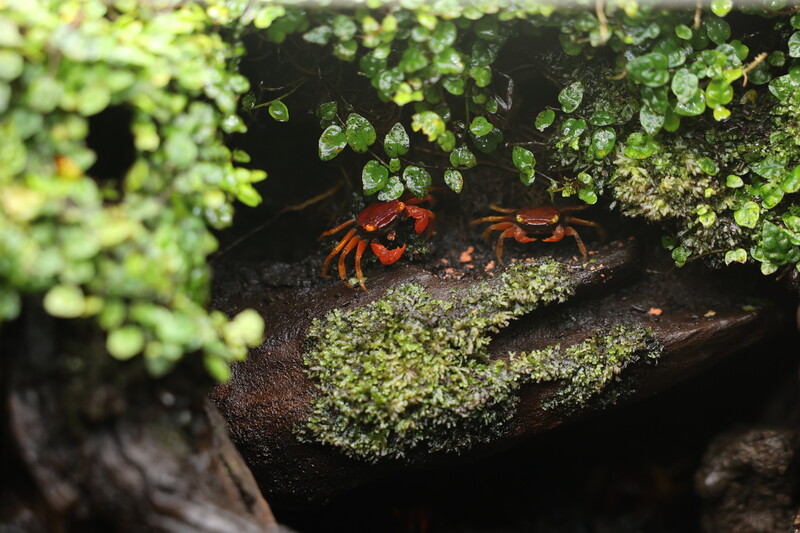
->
xmin=1 ymin=306 xmax=284 ymax=533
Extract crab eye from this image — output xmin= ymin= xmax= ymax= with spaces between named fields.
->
xmin=550 ymin=215 xmax=559 ymax=224
xmin=365 ymin=224 xmax=376 ymax=232
xmin=396 ymin=202 xmax=406 ymax=212
xmin=516 ymin=214 xmax=524 ymax=223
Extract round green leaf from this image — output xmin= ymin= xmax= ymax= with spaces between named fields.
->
xmin=726 ymin=174 xmax=744 ymax=188
xmin=710 ymin=0 xmax=733 ymax=16
xmin=789 ymin=32 xmax=800 ymax=58
xmin=469 ymin=116 xmax=493 ymax=136
xmin=589 ymin=128 xmax=617 ymax=158
xmin=268 ymin=100 xmax=289 ymax=122
xmin=107 ymin=325 xmax=145 ymax=360
xmin=433 ymin=47 xmax=464 ymax=75
xmin=43 ymin=284 xmax=85 ymax=318
xmin=675 ymin=24 xmax=692 ymax=40
xmin=450 ymin=144 xmax=476 ymax=168
xmin=403 ymin=165 xmax=431 ymax=198
xmin=734 ymin=201 xmax=760 ymax=228
xmin=411 ymin=111 xmax=445 ymax=142
xmin=781 ymin=165 xmax=800 ymax=193
xmin=384 ymin=122 xmax=410 ymax=157
xmin=627 ymin=53 xmax=670 ymax=87
xmin=725 ymin=248 xmax=747 ymax=264
xmin=697 ymin=157 xmax=719 ymax=176
xmin=512 ymin=146 xmax=536 ymax=178
xmin=760 ymin=183 xmax=784 ymax=209
xmin=535 ymin=109 xmax=555 ymax=131
xmin=378 ymin=175 xmax=404 ymax=201
xmin=704 ymin=17 xmax=731 ymax=45
xmin=362 ymin=160 xmax=389 ymax=195
xmin=319 ymin=125 xmax=347 ymax=161
xmin=639 ymin=106 xmax=664 ymax=135
xmin=558 ymin=81 xmax=584 ymax=113
xmin=671 ymin=68 xmax=699 ymax=104
xmin=444 ymin=169 xmax=463 ymax=193
xmin=0 ymin=50 xmax=23 ymax=81
xmin=345 ymin=113 xmax=376 ymax=152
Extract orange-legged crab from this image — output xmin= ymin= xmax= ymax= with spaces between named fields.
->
xmin=320 ymin=194 xmax=435 ymax=290
xmin=470 ymin=204 xmax=605 ymax=264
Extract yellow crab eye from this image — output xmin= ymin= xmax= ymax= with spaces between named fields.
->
xmin=550 ymin=215 xmax=559 ymax=224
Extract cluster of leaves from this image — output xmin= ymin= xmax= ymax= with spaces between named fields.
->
xmin=249 ymin=1 xmax=800 ymax=275
xmin=304 ymin=258 xmax=660 ymax=461
xmin=0 ymin=0 xmax=285 ymax=379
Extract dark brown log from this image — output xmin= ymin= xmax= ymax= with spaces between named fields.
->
xmin=210 ymin=239 xmax=796 ymax=505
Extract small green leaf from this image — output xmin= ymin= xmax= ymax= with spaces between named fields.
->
xmin=674 ymin=90 xmax=706 ymax=116
xmin=433 ymin=47 xmax=465 ymax=75
xmin=558 ymin=81 xmax=584 ymax=113
xmin=384 ymin=122 xmax=410 ymax=157
xmin=429 ymin=21 xmax=457 ymax=53
xmin=437 ymin=130 xmax=456 ymax=152
xmin=781 ymin=166 xmax=800 ymax=193
xmin=345 ymin=113 xmax=377 ymax=152
xmin=225 ymin=309 xmax=265 ymax=348
xmin=470 ymin=66 xmax=492 ymax=87
xmin=204 ymin=355 xmax=231 ymax=382
xmin=107 ymin=326 xmax=145 ymax=360
xmin=389 ymin=158 xmax=401 ymax=173
xmin=627 ymin=53 xmax=670 ymax=87
xmin=332 ymin=14 xmax=357 ymax=40
xmin=303 ymin=25 xmax=332 ymax=45
xmin=317 ymin=101 xmax=338 ymax=121
xmin=789 ymin=31 xmax=800 ymax=58
xmin=675 ymin=24 xmax=692 ymax=40
xmin=696 ymin=204 xmax=717 ymax=227
xmin=512 ymin=146 xmax=536 ymax=183
xmin=318 ymin=125 xmax=347 ymax=161
xmin=362 ymin=160 xmax=389 ymax=195
xmin=469 ymin=116 xmax=493 ymax=136
xmin=411 ymin=111 xmax=445 ymax=142
xmin=589 ymin=128 xmax=617 ymax=159
xmin=726 ymin=174 xmax=744 ymax=188
xmin=760 ymin=183 xmax=784 ymax=209
xmin=725 ymin=248 xmax=747 ymax=264
xmin=697 ymin=157 xmax=719 ymax=176
xmin=671 ymin=246 xmax=691 ymax=267
xmin=578 ymin=187 xmax=598 ymax=205
xmin=671 ymin=68 xmax=699 ymax=104
xmin=535 ymin=109 xmax=555 ymax=131
xmin=43 ymin=285 xmax=85 ymax=318
xmin=704 ymin=17 xmax=731 ymax=45
xmin=268 ymin=100 xmax=289 ymax=122
xmin=444 ymin=169 xmax=463 ymax=193
xmin=710 ymin=0 xmax=733 ymax=16
xmin=734 ymin=201 xmax=760 ymax=228
xmin=0 ymin=50 xmax=23 ymax=81
xmin=403 ymin=166 xmax=431 ymax=198
xmin=450 ymin=144 xmax=477 ymax=168
xmin=639 ymin=106 xmax=664 ymax=135
xmin=378 ymin=175 xmax=404 ymax=201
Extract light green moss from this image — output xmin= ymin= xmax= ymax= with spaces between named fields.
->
xmin=303 ymin=260 xmax=662 ymax=462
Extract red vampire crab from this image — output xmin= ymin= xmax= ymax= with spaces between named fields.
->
xmin=320 ymin=194 xmax=435 ymax=290
xmin=470 ymin=204 xmax=605 ymax=264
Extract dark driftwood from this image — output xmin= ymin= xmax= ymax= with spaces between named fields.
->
xmin=2 ymin=306 xmax=283 ymax=533
xmin=210 ymin=239 xmax=794 ymax=505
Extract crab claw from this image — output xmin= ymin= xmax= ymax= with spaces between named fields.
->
xmin=404 ymin=205 xmax=435 ymax=235
xmin=370 ymin=242 xmax=406 ymax=265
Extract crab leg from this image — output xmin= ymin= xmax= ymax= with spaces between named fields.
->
xmin=567 ymin=216 xmax=606 ymax=242
xmin=406 ymin=194 xmax=436 ymax=208
xmin=353 ymin=239 xmax=368 ymax=290
xmin=488 ymin=205 xmax=518 ymax=214
xmin=321 ymin=228 xmax=356 ymax=278
xmin=480 ymin=221 xmax=515 ymax=243
xmin=496 ymin=224 xmax=537 ymax=264
xmin=469 ymin=215 xmax=514 ymax=227
xmin=338 ymin=236 xmax=361 ymax=284
xmin=319 ymin=218 xmax=354 ymax=238
xmin=564 ymin=226 xmax=588 ymax=264
xmin=405 ymin=204 xmax=436 ymax=235
xmin=370 ymin=242 xmax=407 ymax=265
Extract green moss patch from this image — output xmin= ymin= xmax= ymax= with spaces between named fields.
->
xmin=303 ymin=260 xmax=662 ymax=462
